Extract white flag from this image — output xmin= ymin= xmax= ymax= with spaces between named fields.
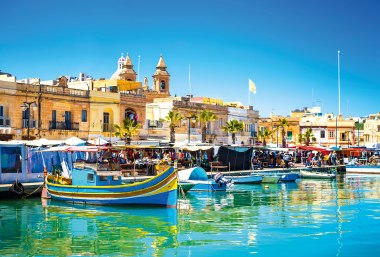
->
xmin=249 ymin=79 xmax=256 ymax=94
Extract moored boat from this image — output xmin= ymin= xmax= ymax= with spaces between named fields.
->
xmin=224 ymin=174 xmax=262 ymax=184
xmin=345 ymin=156 xmax=380 ymax=174
xmin=178 ymin=167 xmax=231 ymax=191
xmin=300 ymin=169 xmax=336 ymax=179
xmin=0 ymin=141 xmax=44 ymax=197
xmin=252 ymin=171 xmax=298 ymax=183
xmin=261 ymin=175 xmax=280 ymax=184
xmin=178 ymin=182 xmax=196 ymax=193
xmin=345 ymin=164 xmax=380 ymax=174
xmin=44 ymin=146 xmax=178 ymax=207
xmin=278 ymin=172 xmax=300 ymax=182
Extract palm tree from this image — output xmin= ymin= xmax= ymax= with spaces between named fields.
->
xmin=199 ymin=110 xmax=218 ymax=143
xmin=258 ymin=128 xmax=272 ymax=146
xmin=162 ymin=110 xmax=184 ymax=143
xmin=114 ymin=118 xmax=141 ymax=145
xmin=222 ymin=119 xmax=244 ymax=144
xmin=277 ymin=118 xmax=290 ymax=147
xmin=298 ymin=127 xmax=316 ymax=146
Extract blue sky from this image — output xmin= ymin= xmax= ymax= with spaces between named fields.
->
xmin=1 ymin=0 xmax=379 ymax=117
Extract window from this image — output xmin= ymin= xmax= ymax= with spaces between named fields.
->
xmin=87 ymin=173 xmax=94 ymax=182
xmin=65 ymin=111 xmax=72 ymax=130
xmin=329 ymin=131 xmax=335 ymax=138
xmin=22 ymin=109 xmax=30 ymax=128
xmin=320 ymin=130 xmax=325 ymax=139
xmin=51 ymin=110 xmax=56 ymax=129
xmin=103 ymin=112 xmax=110 ymax=132
xmin=112 ymin=176 xmax=119 ymax=181
xmin=0 ymin=147 xmax=22 ymax=173
xmin=52 ymin=110 xmax=56 ymax=122
xmin=160 ymin=80 xmax=166 ymax=90
xmin=99 ymin=176 xmax=107 ymax=181
xmin=287 ymin=131 xmax=293 ymax=141
xmin=82 ymin=110 xmax=87 ymax=122
xmin=0 ymin=106 xmax=3 ymax=116
xmin=124 ymin=109 xmax=137 ymax=122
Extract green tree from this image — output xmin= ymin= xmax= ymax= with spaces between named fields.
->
xmin=114 ymin=118 xmax=141 ymax=145
xmin=277 ymin=118 xmax=290 ymax=147
xmin=298 ymin=127 xmax=316 ymax=146
xmin=258 ymin=128 xmax=272 ymax=146
xmin=162 ymin=110 xmax=184 ymax=143
xmin=198 ymin=110 xmax=218 ymax=143
xmin=222 ymin=119 xmax=244 ymax=144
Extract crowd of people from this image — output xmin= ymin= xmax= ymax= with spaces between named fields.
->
xmin=97 ymin=146 xmax=344 ymax=176
xmin=251 ymin=149 xmax=341 ymax=169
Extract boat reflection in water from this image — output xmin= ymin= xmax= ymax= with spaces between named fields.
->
xmin=1 ymin=174 xmax=380 ymax=256
xmin=0 ymin=199 xmax=178 ymax=256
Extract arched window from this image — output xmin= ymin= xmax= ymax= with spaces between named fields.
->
xmin=160 ymin=80 xmax=165 ymax=90
xmin=124 ymin=108 xmax=137 ymax=123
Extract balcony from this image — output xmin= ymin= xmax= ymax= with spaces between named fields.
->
xmin=49 ymin=121 xmax=79 ymax=131
xmin=148 ymin=120 xmax=164 ymax=128
xmin=22 ymin=119 xmax=36 ymax=128
xmin=102 ymin=123 xmax=114 ymax=132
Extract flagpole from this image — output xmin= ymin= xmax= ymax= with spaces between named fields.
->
xmin=338 ymin=50 xmax=341 ymax=116
xmin=248 ymin=81 xmax=251 ymax=106
xmin=189 ymin=64 xmax=192 ymax=97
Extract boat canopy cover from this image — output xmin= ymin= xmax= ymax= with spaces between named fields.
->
xmin=178 ymin=167 xmax=208 ymax=181
xmin=217 ymin=146 xmax=253 ymax=171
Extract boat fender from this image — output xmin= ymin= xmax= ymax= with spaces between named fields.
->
xmin=10 ymin=182 xmax=25 ymax=196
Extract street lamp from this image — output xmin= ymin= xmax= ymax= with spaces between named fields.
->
xmin=187 ymin=114 xmax=197 ymax=144
xmin=21 ymin=101 xmax=38 ymax=140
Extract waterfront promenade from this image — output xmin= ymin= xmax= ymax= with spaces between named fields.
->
xmin=0 ymin=164 xmax=345 ymax=195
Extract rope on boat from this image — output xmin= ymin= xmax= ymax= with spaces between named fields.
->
xmin=22 ymin=181 xmax=45 ymax=199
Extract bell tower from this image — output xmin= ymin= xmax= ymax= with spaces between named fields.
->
xmin=152 ymin=54 xmax=170 ymax=94
xmin=119 ymin=53 xmax=137 ymax=81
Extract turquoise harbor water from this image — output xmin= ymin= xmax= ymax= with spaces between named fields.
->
xmin=0 ymin=175 xmax=379 ymax=257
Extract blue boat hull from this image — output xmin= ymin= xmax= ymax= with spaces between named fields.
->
xmin=46 ymin=166 xmax=178 ymax=207
xmin=279 ymin=173 xmax=300 ymax=182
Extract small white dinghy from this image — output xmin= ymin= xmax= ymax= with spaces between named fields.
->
xmin=300 ymin=169 xmax=336 ymax=179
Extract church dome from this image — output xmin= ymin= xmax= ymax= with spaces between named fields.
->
xmin=110 ymin=70 xmax=121 ymax=80
xmin=110 ymin=53 xmax=125 ymax=80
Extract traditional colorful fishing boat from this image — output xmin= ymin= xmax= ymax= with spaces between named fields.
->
xmin=44 ymin=146 xmax=178 ymax=207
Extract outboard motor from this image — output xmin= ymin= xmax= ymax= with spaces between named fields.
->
xmin=214 ymin=172 xmax=232 ymax=185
